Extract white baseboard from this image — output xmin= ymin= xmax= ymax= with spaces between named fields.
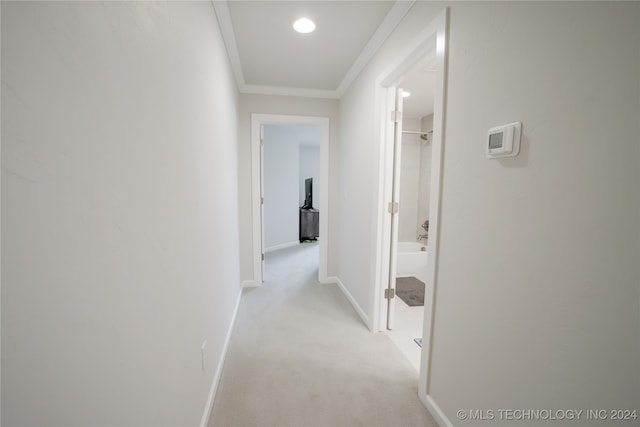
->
xmin=264 ymin=241 xmax=299 ymax=253
xmin=419 ymin=393 xmax=454 ymax=427
xmin=199 ymin=288 xmax=243 ymax=427
xmin=327 ymin=276 xmax=370 ymax=329
xmin=242 ymin=279 xmax=259 ymax=288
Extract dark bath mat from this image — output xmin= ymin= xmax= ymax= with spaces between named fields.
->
xmin=396 ymin=276 xmax=425 ymax=306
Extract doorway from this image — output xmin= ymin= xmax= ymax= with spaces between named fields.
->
xmin=372 ymin=8 xmax=448 ymax=409
xmin=385 ymin=56 xmax=438 ymax=371
xmin=250 ymin=114 xmax=330 ymax=286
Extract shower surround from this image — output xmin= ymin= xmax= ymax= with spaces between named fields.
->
xmin=398 ymin=114 xmax=433 ymax=244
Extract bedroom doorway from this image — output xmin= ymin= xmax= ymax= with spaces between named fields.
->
xmin=250 ymin=114 xmax=330 ymax=286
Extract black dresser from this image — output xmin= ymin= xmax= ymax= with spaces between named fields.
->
xmin=299 ymin=208 xmax=319 ymax=242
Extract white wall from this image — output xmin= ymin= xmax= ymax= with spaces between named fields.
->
xmin=238 ymin=94 xmax=339 ymax=281
xmin=299 ymin=145 xmax=320 ymax=209
xmin=429 ymin=3 xmax=640 ymax=421
xmin=1 ymin=2 xmax=241 ymax=425
xmin=399 ymin=117 xmax=422 ymax=242
xmin=336 ymin=76 xmax=380 ymax=313
xmin=338 ymin=1 xmax=640 ymax=424
xmin=263 ymin=125 xmax=300 ymax=250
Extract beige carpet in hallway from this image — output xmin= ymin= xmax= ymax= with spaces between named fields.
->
xmin=209 ymin=243 xmax=437 ymax=427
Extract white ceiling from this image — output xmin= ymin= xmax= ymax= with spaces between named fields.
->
xmin=213 ymin=1 xmax=434 ymax=118
xmin=213 ymin=1 xmax=414 ymax=98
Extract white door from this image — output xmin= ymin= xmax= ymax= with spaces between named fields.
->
xmin=260 ymin=125 xmax=266 ymax=282
xmin=386 ymin=87 xmax=404 ymax=330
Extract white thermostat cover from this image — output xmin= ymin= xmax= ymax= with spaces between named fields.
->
xmin=486 ymin=122 xmax=522 ymax=159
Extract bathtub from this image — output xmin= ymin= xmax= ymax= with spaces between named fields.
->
xmin=396 ymin=241 xmax=428 ymax=279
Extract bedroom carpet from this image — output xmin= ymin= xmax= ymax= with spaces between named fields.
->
xmin=208 ymin=243 xmax=436 ymax=427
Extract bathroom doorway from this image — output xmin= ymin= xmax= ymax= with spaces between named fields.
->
xmin=382 ymin=55 xmax=437 ymax=371
xmin=372 ymin=8 xmax=448 ymax=403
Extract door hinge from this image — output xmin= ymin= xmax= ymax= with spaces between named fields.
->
xmin=385 ymin=288 xmax=395 ymax=299
xmin=261 ymin=253 xmax=265 ymax=261
xmin=261 ymin=196 xmax=264 ymax=205
xmin=391 ymin=110 xmax=402 ymax=123
xmin=388 ymin=202 xmax=399 ymax=214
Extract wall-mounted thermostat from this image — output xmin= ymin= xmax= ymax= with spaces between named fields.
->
xmin=486 ymin=122 xmax=522 ymax=159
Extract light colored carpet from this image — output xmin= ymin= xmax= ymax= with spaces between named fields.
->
xmin=209 ymin=243 xmax=437 ymax=427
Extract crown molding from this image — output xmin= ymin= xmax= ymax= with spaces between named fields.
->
xmin=212 ymin=0 xmax=415 ymax=100
xmin=212 ymin=0 xmax=245 ymax=89
xmin=240 ymin=84 xmax=340 ymax=99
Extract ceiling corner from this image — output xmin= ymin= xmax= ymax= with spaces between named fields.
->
xmin=336 ymin=0 xmax=416 ymax=97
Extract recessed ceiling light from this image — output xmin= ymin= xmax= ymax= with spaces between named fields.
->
xmin=293 ymin=18 xmax=316 ymax=34
xmin=402 ymin=91 xmax=411 ymax=98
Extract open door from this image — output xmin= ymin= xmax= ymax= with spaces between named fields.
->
xmin=386 ymin=87 xmax=404 ymax=330
xmin=259 ymin=125 xmax=266 ymax=282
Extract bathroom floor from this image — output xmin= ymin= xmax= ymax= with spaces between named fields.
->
xmin=385 ymin=285 xmax=425 ymax=371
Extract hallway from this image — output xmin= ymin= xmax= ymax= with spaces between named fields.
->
xmin=209 ymin=243 xmax=436 ymax=427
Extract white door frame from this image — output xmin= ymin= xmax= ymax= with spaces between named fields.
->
xmin=249 ymin=114 xmax=330 ymax=286
xmin=371 ymin=7 xmax=448 ymax=410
